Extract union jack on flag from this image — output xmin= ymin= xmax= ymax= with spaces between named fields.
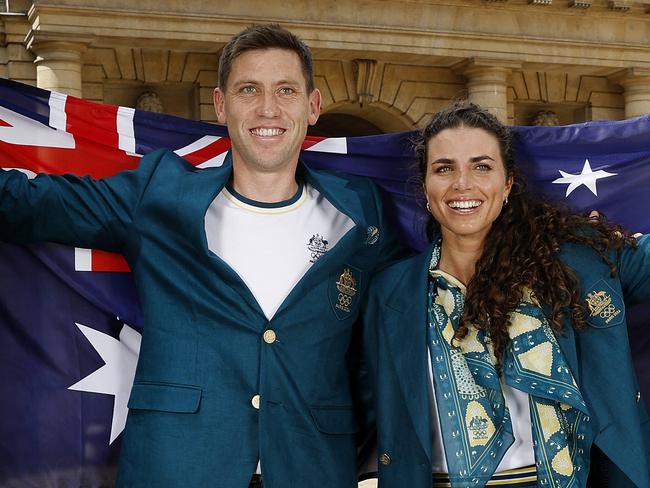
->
xmin=0 ymin=79 xmax=371 ymax=272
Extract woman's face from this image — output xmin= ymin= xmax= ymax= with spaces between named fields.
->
xmin=424 ymin=125 xmax=512 ymax=243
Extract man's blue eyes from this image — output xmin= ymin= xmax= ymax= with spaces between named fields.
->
xmin=239 ymin=87 xmax=295 ymax=95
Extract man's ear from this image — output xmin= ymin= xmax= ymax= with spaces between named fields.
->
xmin=308 ymin=88 xmax=321 ymax=126
xmin=213 ymin=88 xmax=227 ymax=124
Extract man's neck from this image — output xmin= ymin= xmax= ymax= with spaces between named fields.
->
xmin=230 ymin=161 xmax=300 ymax=203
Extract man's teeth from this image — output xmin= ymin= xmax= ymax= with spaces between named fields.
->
xmin=251 ymin=128 xmax=284 ymax=137
xmin=448 ymin=200 xmax=482 ymax=209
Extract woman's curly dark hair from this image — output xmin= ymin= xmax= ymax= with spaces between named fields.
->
xmin=415 ymin=101 xmax=637 ymax=368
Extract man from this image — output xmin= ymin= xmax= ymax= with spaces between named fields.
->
xmin=0 ymin=24 xmax=397 ymax=487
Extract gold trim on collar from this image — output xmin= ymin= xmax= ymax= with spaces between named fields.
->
xmin=222 ymin=186 xmax=308 ymax=214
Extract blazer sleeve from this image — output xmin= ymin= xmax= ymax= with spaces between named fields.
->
xmin=618 ymin=234 xmax=650 ymax=306
xmin=0 ymin=148 xmax=168 ymax=252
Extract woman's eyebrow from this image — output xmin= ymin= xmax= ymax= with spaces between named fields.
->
xmin=470 ymin=155 xmax=495 ymax=163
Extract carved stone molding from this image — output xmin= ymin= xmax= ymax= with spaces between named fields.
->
xmin=569 ymin=0 xmax=592 ymax=8
xmin=453 ymin=59 xmax=522 ymax=122
xmin=353 ymin=59 xmax=378 ymax=107
xmin=136 ymin=90 xmax=164 ymax=113
xmin=609 ymin=68 xmax=650 ymax=118
xmin=532 ymin=110 xmax=560 ymax=126
xmin=29 ymin=40 xmax=90 ymax=96
xmin=609 ymin=0 xmax=632 ymax=10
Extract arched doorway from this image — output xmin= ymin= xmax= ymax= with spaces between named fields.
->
xmin=309 ymin=102 xmax=414 ymax=138
xmin=308 ymin=113 xmax=383 ymax=137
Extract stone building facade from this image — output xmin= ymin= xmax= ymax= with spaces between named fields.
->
xmin=1 ymin=0 xmax=649 ymax=136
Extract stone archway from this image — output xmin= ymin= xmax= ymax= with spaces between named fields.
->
xmin=309 ymin=113 xmax=382 ymax=137
xmin=310 ymin=101 xmax=414 ymax=137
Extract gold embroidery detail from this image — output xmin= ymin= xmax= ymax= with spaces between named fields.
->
xmin=335 ymin=268 xmax=357 ymax=313
xmin=586 ymin=290 xmax=621 ymax=323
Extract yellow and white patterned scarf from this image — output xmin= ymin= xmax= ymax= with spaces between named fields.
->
xmin=427 ymin=241 xmax=594 ymax=488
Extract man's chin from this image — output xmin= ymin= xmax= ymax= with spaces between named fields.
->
xmin=244 ymin=156 xmax=297 ymax=173
xmin=249 ymin=150 xmax=302 ymax=171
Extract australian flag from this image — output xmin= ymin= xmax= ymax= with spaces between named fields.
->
xmin=0 ymin=77 xmax=648 ymax=487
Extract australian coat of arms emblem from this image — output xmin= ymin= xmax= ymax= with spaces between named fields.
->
xmin=586 ymin=289 xmax=620 ymax=324
xmin=335 ymin=267 xmax=358 ymax=313
xmin=307 ymin=234 xmax=329 ymax=263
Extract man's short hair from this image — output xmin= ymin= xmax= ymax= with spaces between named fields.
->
xmin=218 ymin=24 xmax=315 ymax=93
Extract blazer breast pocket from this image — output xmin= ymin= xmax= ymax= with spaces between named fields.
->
xmin=583 ymin=279 xmax=625 ymax=329
xmin=328 ymin=265 xmax=363 ymax=321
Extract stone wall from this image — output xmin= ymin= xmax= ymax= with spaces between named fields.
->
xmin=1 ymin=0 xmax=649 ymax=133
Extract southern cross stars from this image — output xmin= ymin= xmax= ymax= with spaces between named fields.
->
xmin=552 ymin=159 xmax=617 ymax=197
xmin=68 ymin=322 xmax=141 ymax=444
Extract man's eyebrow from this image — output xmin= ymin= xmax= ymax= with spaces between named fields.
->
xmin=430 ymin=158 xmax=455 ymax=165
xmin=231 ymin=80 xmax=258 ymax=86
xmin=231 ymin=79 xmax=301 ymax=86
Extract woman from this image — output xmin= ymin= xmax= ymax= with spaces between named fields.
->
xmin=365 ymin=102 xmax=650 ymax=488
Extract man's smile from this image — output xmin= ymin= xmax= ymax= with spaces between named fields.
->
xmin=250 ymin=127 xmax=286 ymax=137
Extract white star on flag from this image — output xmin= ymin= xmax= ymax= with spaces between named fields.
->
xmin=68 ymin=322 xmax=141 ymax=444
xmin=552 ymin=159 xmax=617 ymax=197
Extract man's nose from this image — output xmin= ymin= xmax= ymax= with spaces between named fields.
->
xmin=258 ymin=92 xmax=279 ymax=117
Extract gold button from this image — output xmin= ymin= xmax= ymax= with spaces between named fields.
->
xmin=637 ymin=391 xmax=642 ymax=403
xmin=251 ymin=394 xmax=260 ymax=409
xmin=263 ymin=329 xmax=277 ymax=344
xmin=379 ymin=452 xmax=391 ymax=465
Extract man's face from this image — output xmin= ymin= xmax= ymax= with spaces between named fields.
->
xmin=213 ymin=48 xmax=321 ymax=174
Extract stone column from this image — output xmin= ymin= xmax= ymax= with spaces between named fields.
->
xmin=456 ymin=59 xmax=521 ymax=123
xmin=30 ymin=41 xmax=87 ymax=97
xmin=611 ymin=68 xmax=650 ymax=119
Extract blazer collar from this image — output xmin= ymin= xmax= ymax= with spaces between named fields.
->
xmin=382 ymin=243 xmax=436 ymax=462
xmin=176 ymin=152 xmax=269 ymax=319
xmin=272 ymin=161 xmax=368 ymax=317
xmin=177 ymin=151 xmax=368 ymax=322
xmin=191 ymin=154 xmax=367 ymax=229
xmin=300 ymin=162 xmax=367 ymax=228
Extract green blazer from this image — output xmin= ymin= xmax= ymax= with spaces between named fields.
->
xmin=0 ymin=149 xmax=398 ymax=488
xmin=364 ymin=236 xmax=650 ymax=488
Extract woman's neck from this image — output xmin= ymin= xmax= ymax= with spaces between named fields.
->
xmin=438 ymin=233 xmax=485 ymax=286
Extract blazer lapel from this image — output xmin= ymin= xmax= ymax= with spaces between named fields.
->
xmin=381 ymin=249 xmax=433 ymax=462
xmin=176 ymin=151 xmax=267 ymax=320
xmin=274 ymin=164 xmax=367 ymax=315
